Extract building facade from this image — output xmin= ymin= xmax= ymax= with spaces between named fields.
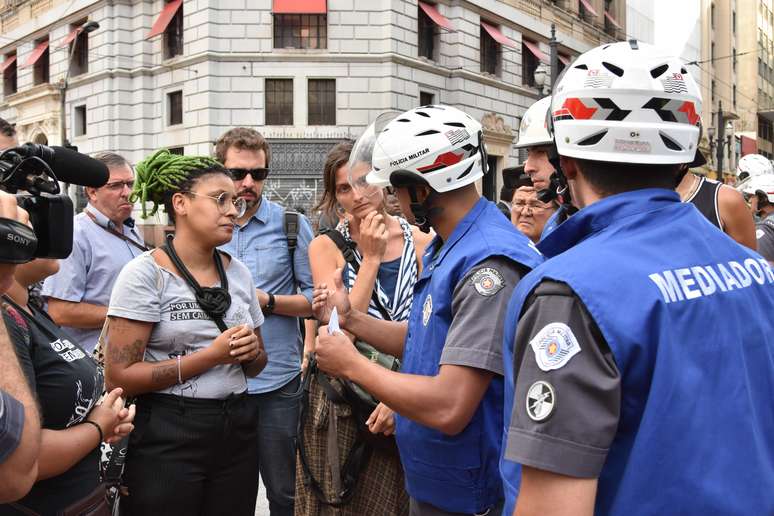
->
xmin=0 ymin=0 xmax=621 ymax=224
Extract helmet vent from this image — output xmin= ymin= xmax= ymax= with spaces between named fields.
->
xmin=602 ymin=61 xmax=624 ymax=77
xmin=416 ymin=111 xmax=431 ymax=118
xmin=681 ymin=67 xmax=688 ymax=74
xmin=628 ymin=39 xmax=639 ymax=50
xmin=574 ymin=64 xmax=588 ymax=70
xmin=443 ymin=122 xmax=466 ymax=127
xmin=576 ymin=130 xmax=607 ymax=146
xmin=416 ymin=129 xmax=440 ymax=136
xmin=659 ymin=132 xmax=684 ymax=151
xmin=456 ymin=162 xmax=474 ymax=180
xmin=650 ymin=64 xmax=669 ymax=79
xmin=397 ymin=118 xmax=411 ymax=122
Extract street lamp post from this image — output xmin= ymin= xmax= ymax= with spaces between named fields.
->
xmin=59 ymin=20 xmax=99 ymax=149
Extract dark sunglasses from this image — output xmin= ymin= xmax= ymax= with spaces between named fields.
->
xmin=229 ymin=168 xmax=269 ymax=181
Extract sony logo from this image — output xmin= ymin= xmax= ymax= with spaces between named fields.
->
xmin=7 ymin=233 xmax=30 ymax=246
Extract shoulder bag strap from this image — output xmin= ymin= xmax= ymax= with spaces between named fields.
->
xmin=320 ymin=229 xmax=393 ymax=322
xmin=85 ymin=210 xmax=151 ymax=252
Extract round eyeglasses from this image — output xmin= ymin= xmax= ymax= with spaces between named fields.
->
xmin=183 ymin=191 xmax=247 ymax=218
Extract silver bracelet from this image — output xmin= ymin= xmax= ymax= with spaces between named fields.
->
xmin=176 ymin=354 xmax=182 ymax=384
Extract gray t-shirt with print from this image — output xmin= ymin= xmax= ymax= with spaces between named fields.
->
xmin=107 ymin=251 xmax=264 ymax=399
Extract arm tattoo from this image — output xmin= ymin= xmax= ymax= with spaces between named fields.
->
xmin=107 ymin=338 xmax=146 ymax=365
xmin=151 ymin=364 xmax=178 ymax=384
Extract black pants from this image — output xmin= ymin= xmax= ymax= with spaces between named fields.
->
xmin=123 ymin=392 xmax=259 ymax=516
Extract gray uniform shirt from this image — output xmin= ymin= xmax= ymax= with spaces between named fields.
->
xmin=440 ymin=256 xmax=524 ymax=376
xmin=755 ymin=214 xmax=774 ymax=263
xmin=107 ymin=252 xmax=264 ymax=399
xmin=505 ymin=280 xmax=621 ymax=478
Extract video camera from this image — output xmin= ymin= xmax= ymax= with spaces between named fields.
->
xmin=0 ymin=143 xmax=109 ymax=263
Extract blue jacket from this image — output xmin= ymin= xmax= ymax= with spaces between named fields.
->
xmin=501 ymin=189 xmax=774 ymax=515
xmin=396 ymin=198 xmax=542 ymax=514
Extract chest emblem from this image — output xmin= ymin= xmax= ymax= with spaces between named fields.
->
xmin=470 ymin=267 xmax=505 ymax=297
xmin=422 ymin=294 xmax=432 ymax=326
xmin=526 ymin=381 xmax=555 ymax=422
xmin=529 ymin=322 xmax=581 ymax=371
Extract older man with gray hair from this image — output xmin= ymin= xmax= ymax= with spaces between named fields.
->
xmin=42 ymin=152 xmax=147 ymax=353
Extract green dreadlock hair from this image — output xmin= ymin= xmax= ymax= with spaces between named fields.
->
xmin=130 ymin=149 xmax=223 ymax=218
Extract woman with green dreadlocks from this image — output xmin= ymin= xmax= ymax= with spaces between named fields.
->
xmin=103 ymin=150 xmax=268 ymax=515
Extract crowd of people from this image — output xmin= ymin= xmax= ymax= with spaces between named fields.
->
xmin=0 ymin=39 xmax=773 ymax=516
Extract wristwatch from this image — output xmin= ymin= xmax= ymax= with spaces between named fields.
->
xmin=263 ymin=292 xmax=276 ymax=315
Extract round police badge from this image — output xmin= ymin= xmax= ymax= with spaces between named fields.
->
xmin=470 ymin=267 xmax=505 ymax=297
xmin=526 ymin=381 xmax=555 ymax=422
xmin=422 ymin=294 xmax=432 ymax=326
xmin=529 ymin=322 xmax=581 ymax=372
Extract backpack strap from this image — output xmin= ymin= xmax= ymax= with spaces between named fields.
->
xmin=284 ymin=210 xmax=300 ymax=278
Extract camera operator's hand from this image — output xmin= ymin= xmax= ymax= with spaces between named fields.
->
xmin=0 ymin=191 xmax=30 ymax=294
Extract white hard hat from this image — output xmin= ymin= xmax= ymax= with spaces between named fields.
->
xmin=515 ymin=97 xmax=553 ymax=149
xmin=550 ymin=40 xmax=702 ymax=164
xmin=736 ymin=154 xmax=774 ymax=183
xmin=739 ymin=173 xmax=774 ymax=203
xmin=364 ymin=105 xmax=486 ymax=193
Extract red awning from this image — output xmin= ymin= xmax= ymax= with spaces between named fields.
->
xmin=0 ymin=54 xmax=16 ymax=73
xmin=604 ymin=11 xmax=621 ymax=29
xmin=22 ymin=40 xmax=49 ymax=68
xmin=419 ymin=2 xmax=454 ymax=31
xmin=580 ymin=0 xmax=599 ymax=17
xmin=481 ymin=22 xmax=518 ymax=49
xmin=558 ymin=54 xmax=570 ymax=65
xmin=523 ymin=39 xmax=548 ymax=63
xmin=147 ymin=0 xmax=183 ymax=39
xmin=272 ymin=0 xmax=327 ymax=14
xmin=57 ymin=27 xmax=83 ymax=49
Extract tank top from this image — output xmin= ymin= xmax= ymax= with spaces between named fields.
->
xmin=685 ymin=175 xmax=723 ymax=229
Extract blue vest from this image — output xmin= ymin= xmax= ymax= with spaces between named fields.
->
xmin=539 ymin=204 xmax=568 ymax=241
xmin=396 ymin=198 xmax=543 ymax=514
xmin=501 ymin=189 xmax=774 ymax=515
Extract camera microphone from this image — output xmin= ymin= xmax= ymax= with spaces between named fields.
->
xmin=49 ymin=146 xmax=109 ymax=187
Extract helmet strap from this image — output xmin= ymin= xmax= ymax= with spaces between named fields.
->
xmin=538 ymin=145 xmax=576 ymax=213
xmin=407 ymin=185 xmax=438 ymax=233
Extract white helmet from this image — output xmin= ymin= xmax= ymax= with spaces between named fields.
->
xmin=550 ymin=40 xmax=702 ymax=164
xmin=515 ymin=97 xmax=552 ymax=149
xmin=739 ymin=174 xmax=774 ymax=203
xmin=736 ymin=154 xmax=774 ymax=183
xmin=364 ymin=105 xmax=486 ymax=193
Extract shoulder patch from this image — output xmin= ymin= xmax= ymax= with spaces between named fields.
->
xmin=529 ymin=322 xmax=581 ymax=371
xmin=470 ymin=267 xmax=505 ymax=297
xmin=526 ymin=380 xmax=555 ymax=422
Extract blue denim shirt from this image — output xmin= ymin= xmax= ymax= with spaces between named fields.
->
xmin=220 ymin=197 xmax=314 ymax=394
xmin=41 ymin=204 xmax=145 ymax=353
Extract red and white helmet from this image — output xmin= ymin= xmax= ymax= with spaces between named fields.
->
xmin=364 ymin=105 xmax=486 ymax=193
xmin=550 ymin=40 xmax=702 ymax=164
xmin=739 ymin=174 xmax=774 ymax=203
xmin=515 ymin=96 xmax=553 ymax=149
xmin=736 ymin=154 xmax=774 ymax=183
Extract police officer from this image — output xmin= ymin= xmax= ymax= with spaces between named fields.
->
xmin=741 ymin=174 xmax=774 ymax=262
xmin=514 ymin=97 xmax=571 ymax=239
xmin=313 ymin=105 xmax=542 ymax=516
xmin=501 ymin=41 xmax=774 ymax=515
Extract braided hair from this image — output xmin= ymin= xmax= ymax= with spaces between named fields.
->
xmin=130 ymin=149 xmax=228 ymax=220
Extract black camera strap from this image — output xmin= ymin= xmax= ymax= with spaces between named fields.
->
xmin=0 ymin=217 xmax=37 ymax=264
